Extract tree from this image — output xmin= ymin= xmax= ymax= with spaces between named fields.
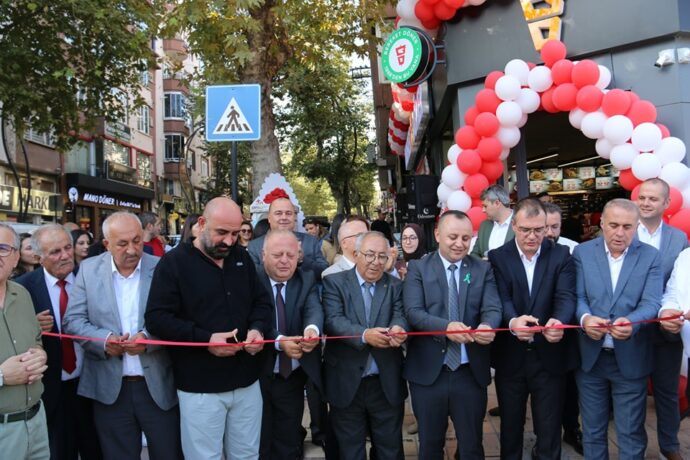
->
xmin=160 ymin=0 xmax=389 ymax=193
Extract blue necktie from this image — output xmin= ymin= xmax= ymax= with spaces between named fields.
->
xmin=275 ymin=283 xmax=291 ymax=378
xmin=362 ymin=282 xmax=377 ymax=376
xmin=445 ymin=264 xmax=462 ymax=370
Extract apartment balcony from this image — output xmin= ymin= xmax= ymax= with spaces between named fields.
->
xmin=162 ymin=38 xmax=188 ymax=61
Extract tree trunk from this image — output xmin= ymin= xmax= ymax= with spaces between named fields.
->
xmin=249 ymin=78 xmax=281 ymax=194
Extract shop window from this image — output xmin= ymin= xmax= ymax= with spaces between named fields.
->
xmin=104 ymin=140 xmax=130 ymax=166
xmin=137 ymin=106 xmax=151 ymax=134
xmin=136 ymin=151 xmax=153 ymax=188
xmin=164 ymin=92 xmax=186 ymax=119
xmin=164 ymin=134 xmax=184 ymax=162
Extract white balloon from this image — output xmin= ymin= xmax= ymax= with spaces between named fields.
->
xmin=467 ymin=0 xmax=487 ymax=5
xmin=631 ymin=123 xmax=662 ymax=152
xmin=653 ymin=137 xmax=687 ymax=165
xmin=596 ymin=65 xmax=612 ymax=89
xmin=447 ymin=144 xmax=462 ymax=164
xmin=495 ymin=75 xmax=522 ymax=101
xmin=516 ymin=88 xmax=540 ymax=114
xmin=499 ymin=147 xmax=511 ymax=160
xmin=631 ymin=152 xmax=662 ymax=181
xmin=682 ymin=185 xmax=690 ymax=209
xmin=447 ymin=190 xmax=472 ymax=212
xmin=527 ymin=66 xmax=553 ymax=93
xmin=441 ymin=165 xmax=468 ymax=189
xmin=603 ymin=115 xmax=634 ymax=145
xmin=497 ymin=126 xmax=521 ymax=148
xmin=595 ymin=138 xmax=614 ymax=159
xmin=396 ymin=0 xmax=417 ymax=20
xmin=437 ymin=183 xmax=455 ymax=204
xmin=517 ymin=112 xmax=528 ymax=128
xmin=496 ymin=101 xmax=523 ymax=126
xmin=504 ymin=59 xmax=530 ymax=86
xmin=580 ymin=111 xmax=608 ymax=139
xmin=659 ymin=162 xmax=690 ymax=190
xmin=568 ymin=108 xmax=586 ymax=129
xmin=610 ymin=143 xmax=639 ymax=170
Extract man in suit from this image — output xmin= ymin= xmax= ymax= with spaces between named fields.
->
xmin=322 ymin=231 xmax=408 ymax=460
xmin=63 ymin=212 xmax=181 ymax=460
xmin=16 ymin=224 xmax=101 ymax=460
xmin=573 ymin=198 xmax=662 ymax=458
xmin=404 ymin=210 xmax=502 ymax=459
xmin=488 ymin=199 xmax=576 ymax=459
xmin=258 ymin=230 xmax=323 ymax=459
xmin=470 ymin=185 xmax=514 ymax=259
xmin=249 ymin=197 xmax=329 ymax=279
xmin=635 ymin=178 xmax=688 ymax=460
xmin=322 ymin=216 xmax=370 ymax=278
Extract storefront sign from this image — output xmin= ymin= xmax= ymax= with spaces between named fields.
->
xmin=0 ymin=185 xmax=58 ymax=216
xmin=0 ymin=185 xmax=13 ymax=211
xmin=106 ymin=161 xmax=139 ymax=186
xmin=404 ymin=82 xmax=430 ymax=170
xmin=80 ymin=190 xmax=142 ymax=210
xmin=104 ymin=121 xmax=132 ymax=142
xmin=381 ymin=28 xmax=423 ymax=83
xmin=521 ymin=0 xmax=566 ymax=51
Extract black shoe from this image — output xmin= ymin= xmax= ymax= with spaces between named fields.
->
xmin=488 ymin=406 xmax=500 ymax=416
xmin=563 ymin=429 xmax=583 ymax=455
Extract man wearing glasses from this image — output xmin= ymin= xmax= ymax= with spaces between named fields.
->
xmin=488 ymin=198 xmax=577 ymax=459
xmin=322 ymin=231 xmax=408 ymax=459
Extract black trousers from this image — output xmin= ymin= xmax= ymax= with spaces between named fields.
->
xmin=495 ymin=352 xmax=564 ymax=460
xmin=651 ymin=339 xmax=683 ymax=452
xmin=561 ymin=370 xmax=580 ymax=433
xmin=259 ymin=368 xmax=308 ymax=460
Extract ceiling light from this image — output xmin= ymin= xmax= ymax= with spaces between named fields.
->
xmin=558 ymin=155 xmax=600 ymax=168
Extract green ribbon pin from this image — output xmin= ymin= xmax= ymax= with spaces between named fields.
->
xmin=463 ymin=273 xmax=471 ymax=284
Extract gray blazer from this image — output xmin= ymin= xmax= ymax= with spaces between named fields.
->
xmin=636 ymin=224 xmax=689 ymax=284
xmin=63 ymin=252 xmax=177 ymax=410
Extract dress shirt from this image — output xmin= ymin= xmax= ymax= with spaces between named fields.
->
xmin=516 ymin=240 xmax=541 ymax=294
xmin=602 ymin=243 xmax=627 ymax=349
xmin=637 ymin=221 xmax=663 ymax=250
xmin=43 ymin=268 xmax=83 ymax=380
xmin=270 ymin=279 xmax=318 ymax=373
xmin=111 ymin=258 xmax=144 ymax=377
xmin=355 ymin=270 xmax=380 ymax=376
xmin=660 ymin=248 xmax=690 ymax=350
xmin=438 ymin=254 xmax=469 ymax=365
xmin=556 ymin=236 xmax=578 ymax=254
xmin=488 ymin=212 xmax=513 ymax=252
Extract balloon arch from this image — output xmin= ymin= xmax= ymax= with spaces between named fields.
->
xmin=434 ymin=40 xmax=690 ymax=239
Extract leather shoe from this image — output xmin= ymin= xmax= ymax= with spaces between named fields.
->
xmin=563 ymin=429 xmax=583 ymax=455
xmin=660 ymin=450 xmax=683 ymax=460
xmin=488 ymin=406 xmax=500 ymax=416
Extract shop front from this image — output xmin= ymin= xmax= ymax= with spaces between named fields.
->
xmin=0 ymin=184 xmax=61 ymax=224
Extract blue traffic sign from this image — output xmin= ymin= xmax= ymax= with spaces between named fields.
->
xmin=206 ymin=84 xmax=261 ymax=142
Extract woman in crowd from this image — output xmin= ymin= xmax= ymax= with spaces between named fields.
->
xmin=253 ymin=218 xmax=270 ymax=239
xmin=181 ymin=213 xmax=200 ymax=244
xmin=395 ymin=223 xmax=427 ymax=280
xmin=238 ymin=220 xmax=253 ymax=249
xmin=11 ymin=232 xmax=39 ymax=278
xmin=71 ymin=229 xmax=93 ymax=269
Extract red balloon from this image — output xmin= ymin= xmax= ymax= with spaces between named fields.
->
xmin=630 ymin=183 xmax=642 ymax=201
xmin=464 ymin=174 xmax=490 ymax=199
xmin=422 ymin=0 xmax=441 ymax=4
xmin=471 ymin=197 xmax=483 ymax=208
xmin=576 ymin=85 xmax=604 ymax=112
xmin=477 ymin=137 xmax=502 ymax=161
xmin=657 ymin=123 xmax=671 ymax=138
xmin=484 ymin=71 xmax=504 ymax=90
xmin=401 ymin=100 xmax=414 ymax=112
xmin=475 ymin=89 xmax=502 ymax=113
xmin=443 ymin=0 xmax=465 ymax=8
xmin=628 ymin=91 xmax=640 ymax=104
xmin=456 ymin=149 xmax=482 ymax=175
xmin=541 ymin=87 xmax=558 ymax=113
xmin=455 ymin=126 xmax=480 ymax=149
xmin=414 ymin=1 xmax=436 ymax=22
xmin=552 ymin=83 xmax=578 ymax=111
xmin=601 ymin=89 xmax=632 ymax=117
xmin=571 ymin=60 xmax=600 ymax=89
xmin=551 ymin=59 xmax=574 ymax=85
xmin=627 ymin=100 xmax=657 ymax=126
xmin=527 ymin=62 xmax=536 ymax=70
xmin=474 ymin=112 xmax=500 ymax=137
xmin=466 ymin=206 xmax=487 ymax=232
xmin=666 ymin=187 xmax=683 ymax=217
xmin=464 ymin=106 xmax=479 ymax=126
xmin=421 ymin=18 xmax=442 ymax=29
xmin=541 ymin=40 xmax=567 ymax=67
xmin=433 ymin=1 xmax=456 ymax=20
xmin=480 ymin=160 xmax=504 ymax=182
xmin=668 ymin=208 xmax=690 ymax=241
xmin=619 ymin=169 xmax=642 ymax=191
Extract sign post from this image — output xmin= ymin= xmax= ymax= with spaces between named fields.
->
xmin=205 ymin=84 xmax=262 ymax=201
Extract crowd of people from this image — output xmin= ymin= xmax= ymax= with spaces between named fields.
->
xmin=1 ymin=178 xmax=690 ymax=460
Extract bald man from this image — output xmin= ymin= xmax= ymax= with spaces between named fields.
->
xmin=145 ymin=197 xmax=273 ymax=460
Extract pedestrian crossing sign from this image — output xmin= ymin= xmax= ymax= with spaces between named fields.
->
xmin=206 ymin=84 xmax=261 ymax=142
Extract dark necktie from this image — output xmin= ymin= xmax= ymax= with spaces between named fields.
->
xmin=57 ymin=279 xmax=77 ymax=374
xmin=362 ymin=282 xmax=376 ymax=376
xmin=445 ymin=264 xmax=462 ymax=370
xmin=275 ymin=283 xmax=291 ymax=378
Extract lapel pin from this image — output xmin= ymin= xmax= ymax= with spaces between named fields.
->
xmin=236 ymin=262 xmax=243 ymax=266
xmin=463 ymin=273 xmax=471 ymax=284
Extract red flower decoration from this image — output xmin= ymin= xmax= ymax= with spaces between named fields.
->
xmin=263 ymin=188 xmax=290 ymax=204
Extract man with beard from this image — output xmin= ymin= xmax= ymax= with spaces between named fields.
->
xmin=145 ymin=197 xmax=273 ymax=460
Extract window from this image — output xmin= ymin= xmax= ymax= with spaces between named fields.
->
xmin=137 ymin=106 xmax=150 ymax=134
xmin=24 ymin=128 xmax=55 ymax=147
xmin=136 ymin=151 xmax=153 ymax=188
xmin=164 ymin=134 xmax=184 ymax=162
xmin=112 ymin=89 xmax=129 ymax=125
xmin=187 ymin=149 xmax=196 ymax=170
xmin=201 ymin=158 xmax=209 ymax=177
xmin=164 ymin=92 xmax=186 ymax=119
xmin=140 ymin=70 xmax=150 ymax=86
xmin=104 ymin=140 xmax=130 ymax=166
xmin=164 ymin=179 xmax=175 ymax=196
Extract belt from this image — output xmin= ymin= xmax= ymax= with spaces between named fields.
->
xmin=123 ymin=375 xmax=145 ymax=382
xmin=0 ymin=402 xmax=41 ymax=424
xmin=601 ymin=348 xmax=615 ymax=353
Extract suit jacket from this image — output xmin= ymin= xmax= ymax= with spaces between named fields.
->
xmin=248 ymin=232 xmax=329 ymax=279
xmin=488 ymin=239 xmax=577 ymax=375
xmin=470 ymin=218 xmax=515 ymax=258
xmin=403 ymin=252 xmax=502 ymax=387
xmin=62 ymin=252 xmax=177 ymax=410
xmin=635 ymin=223 xmax=688 ymax=284
xmin=573 ymin=237 xmax=663 ymax=379
xmin=322 ymin=268 xmax=408 ymax=408
xmin=258 ymin=268 xmax=323 ymax=391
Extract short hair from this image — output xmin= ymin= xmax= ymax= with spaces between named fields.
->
xmin=437 ymin=210 xmax=471 ymax=229
xmin=512 ymin=198 xmax=545 ymax=221
xmin=480 ymin=185 xmax=511 ymax=207
xmin=268 ymin=197 xmax=297 ymax=213
xmin=602 ymin=198 xmax=640 ymax=219
xmin=241 ymin=220 xmax=253 ymax=228
xmin=354 ymin=231 xmax=388 ymax=252
xmin=103 ymin=212 xmax=143 ymax=240
xmin=139 ymin=211 xmax=159 ymax=229
xmin=0 ymin=223 xmax=20 ymax=249
xmin=640 ymin=178 xmax=670 ymax=200
xmin=542 ymin=202 xmax=563 ymax=216
xmin=31 ymin=224 xmax=71 ymax=257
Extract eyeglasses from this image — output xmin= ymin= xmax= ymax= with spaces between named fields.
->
xmin=360 ymin=252 xmax=389 ymax=264
xmin=0 ymin=244 xmax=17 ymax=257
xmin=240 ymin=229 xmax=253 ymax=233
xmin=401 ymin=235 xmax=418 ymax=242
xmin=516 ymin=226 xmax=545 ymax=236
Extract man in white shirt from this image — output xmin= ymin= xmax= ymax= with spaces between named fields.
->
xmin=471 ymin=185 xmax=514 ymax=259
xmin=322 ymin=216 xmax=370 ymax=277
xmin=543 ymin=202 xmax=579 ymax=254
xmin=63 ymin=212 xmax=181 ymax=460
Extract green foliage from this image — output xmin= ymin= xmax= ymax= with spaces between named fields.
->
xmin=202 ymin=141 xmax=253 ymax=209
xmin=0 ymin=0 xmax=159 ymax=149
xmin=286 ymin=174 xmax=338 ymax=219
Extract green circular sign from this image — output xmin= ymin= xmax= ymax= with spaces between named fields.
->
xmin=381 ymin=28 xmax=423 ymax=83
